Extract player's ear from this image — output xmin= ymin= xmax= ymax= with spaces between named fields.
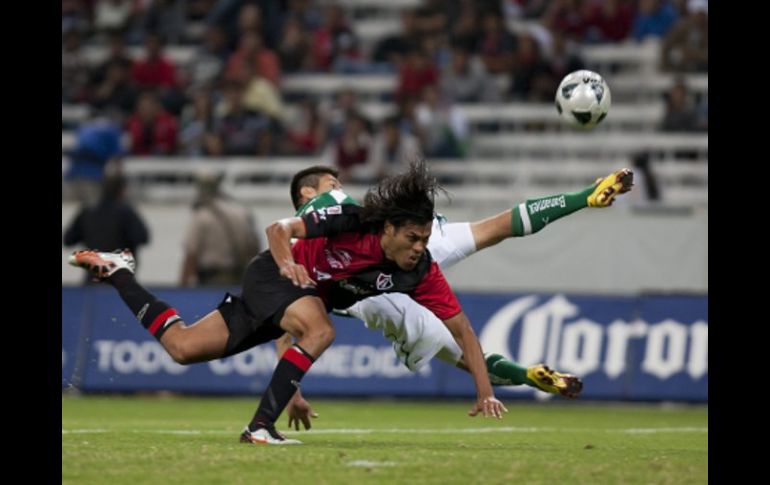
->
xmin=299 ymin=185 xmax=317 ymax=203
xmin=383 ymin=221 xmax=395 ymax=237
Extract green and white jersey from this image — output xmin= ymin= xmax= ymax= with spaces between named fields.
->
xmin=294 ymin=189 xmax=360 ymax=216
xmin=294 ymin=189 xmax=448 ymax=223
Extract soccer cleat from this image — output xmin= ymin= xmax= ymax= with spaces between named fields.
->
xmin=527 ymin=364 xmax=583 ymax=398
xmin=68 ymin=249 xmax=136 ymax=281
xmin=587 ymin=168 xmax=634 ymax=207
xmin=239 ymin=425 xmax=302 ymax=445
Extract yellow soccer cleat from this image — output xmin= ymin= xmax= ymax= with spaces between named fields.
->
xmin=527 ymin=364 xmax=583 ymax=398
xmin=587 ymin=168 xmax=634 ymax=207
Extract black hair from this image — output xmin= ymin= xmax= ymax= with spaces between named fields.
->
xmin=290 ymin=165 xmax=340 ymax=209
xmin=360 ymin=158 xmax=443 ymax=231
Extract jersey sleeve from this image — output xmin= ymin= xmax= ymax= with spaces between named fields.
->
xmin=410 ymin=261 xmax=462 ymax=321
xmin=301 ymin=204 xmax=367 ymax=238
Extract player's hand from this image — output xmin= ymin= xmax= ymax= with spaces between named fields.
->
xmin=468 ymin=396 xmax=508 ymax=419
xmin=287 ymin=394 xmax=319 ymax=431
xmin=279 ymin=259 xmax=316 ymax=288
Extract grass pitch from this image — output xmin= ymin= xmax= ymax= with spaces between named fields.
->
xmin=62 ymin=396 xmax=707 ymax=484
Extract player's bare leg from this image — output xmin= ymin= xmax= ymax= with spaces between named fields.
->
xmin=241 ymin=296 xmax=334 ymax=445
xmin=69 ymin=249 xmax=229 ymax=364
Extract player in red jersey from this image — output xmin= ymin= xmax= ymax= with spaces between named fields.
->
xmin=69 ymin=159 xmax=507 ymax=445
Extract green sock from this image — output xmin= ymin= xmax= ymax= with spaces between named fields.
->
xmin=510 ymin=186 xmax=594 ymax=237
xmin=485 ymin=353 xmax=537 ymax=387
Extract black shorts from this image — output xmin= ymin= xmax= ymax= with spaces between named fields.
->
xmin=217 ymin=251 xmax=318 ymax=357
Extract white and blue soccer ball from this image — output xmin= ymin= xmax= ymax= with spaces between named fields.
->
xmin=554 ymin=70 xmax=611 ymax=129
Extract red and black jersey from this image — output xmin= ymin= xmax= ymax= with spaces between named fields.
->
xmin=291 ymin=204 xmax=462 ymax=320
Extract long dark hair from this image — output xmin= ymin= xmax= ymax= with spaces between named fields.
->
xmin=360 ymin=158 xmax=444 ymax=231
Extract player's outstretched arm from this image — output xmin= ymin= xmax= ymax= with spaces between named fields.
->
xmin=443 ymin=312 xmax=508 ymax=419
xmin=266 ymin=217 xmax=316 ymax=288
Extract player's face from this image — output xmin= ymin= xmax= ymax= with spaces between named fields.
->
xmin=299 ymin=174 xmax=343 ymax=205
xmin=316 ymin=174 xmax=342 ymax=194
xmin=381 ymin=221 xmax=432 ymax=270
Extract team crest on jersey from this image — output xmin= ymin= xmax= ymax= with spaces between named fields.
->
xmin=326 ymin=205 xmax=342 ymax=214
xmin=376 ymin=273 xmax=394 ymax=290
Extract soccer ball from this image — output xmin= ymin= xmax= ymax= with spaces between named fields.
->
xmin=554 ymin=70 xmax=611 ymax=129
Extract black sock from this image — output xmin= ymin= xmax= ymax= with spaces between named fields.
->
xmin=249 ymin=345 xmax=316 ymax=431
xmin=109 ymin=269 xmax=181 ymax=340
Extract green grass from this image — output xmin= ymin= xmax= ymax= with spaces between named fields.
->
xmin=62 ymin=396 xmax=707 ymax=484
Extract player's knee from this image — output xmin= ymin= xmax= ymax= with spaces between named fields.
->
xmin=311 ymin=323 xmax=336 ymax=350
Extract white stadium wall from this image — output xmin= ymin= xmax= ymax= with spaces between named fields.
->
xmin=61 ymin=202 xmax=707 ymax=294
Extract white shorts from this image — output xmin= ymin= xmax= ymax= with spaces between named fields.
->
xmin=347 ymin=220 xmax=477 ymax=371
xmin=427 ymin=219 xmax=478 ymax=271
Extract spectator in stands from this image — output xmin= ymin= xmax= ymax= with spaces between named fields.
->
xmin=131 ymin=33 xmax=179 ymax=90
xmin=62 ymin=0 xmax=90 ymax=34
xmin=420 ymin=32 xmax=452 ymax=72
xmin=310 ymin=4 xmax=359 ymax=72
xmin=179 ymin=90 xmax=219 ymax=157
xmin=330 ymin=112 xmax=372 ymax=182
xmin=324 ymin=88 xmax=366 ymax=140
xmin=62 ymin=30 xmax=91 ymax=103
xmin=477 ymin=10 xmax=517 ymax=74
xmin=414 ymin=1 xmax=448 ymax=39
xmin=64 ymin=174 xmax=150 ymax=283
xmin=224 ymin=30 xmax=281 ymax=87
xmin=372 ymin=10 xmax=421 ymax=71
xmin=227 ymin=2 xmax=285 ymax=52
xmin=126 ymin=91 xmax=179 ymax=155
xmin=140 ymin=0 xmax=187 ymax=44
xmin=661 ymin=0 xmax=708 ymax=72
xmin=632 ymin=0 xmax=679 ymax=42
xmin=130 ymin=32 xmax=187 ymax=116
xmin=660 ymin=79 xmax=702 ymax=132
xmin=93 ymin=0 xmax=134 ymax=37
xmin=542 ymin=29 xmax=586 ymax=87
xmin=180 ymin=171 xmax=261 ymax=286
xmin=509 ymin=33 xmax=551 ymax=101
xmin=91 ymin=62 xmax=139 ymax=118
xmin=64 ymin=114 xmax=125 ymax=206
xmin=397 ymin=47 xmax=439 ymax=103
xmin=91 ymin=33 xmax=134 ymax=88
xmin=277 ymin=14 xmax=311 ymax=73
xmin=211 ymin=80 xmax=275 ymax=156
xmin=364 ymin=115 xmax=422 ymax=181
xmin=285 ymin=99 xmax=329 ymax=155
xmin=542 ymin=0 xmax=587 ymax=41
xmin=285 ymin=0 xmax=322 ymax=29
xmin=582 ymin=0 xmax=635 ymax=43
xmin=241 ymin=62 xmax=287 ymax=121
xmin=415 ymin=85 xmax=469 ymax=158
xmin=441 ymin=43 xmax=501 ymax=103
xmin=188 ymin=26 xmax=230 ymax=90
xmin=133 ymin=0 xmax=186 ymax=44
xmin=450 ymin=1 xmax=481 ymax=52
xmin=330 ymin=28 xmax=366 ymax=74
xmin=231 ymin=1 xmax=283 ymax=50
xmin=395 ymin=95 xmax=421 ymax=139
